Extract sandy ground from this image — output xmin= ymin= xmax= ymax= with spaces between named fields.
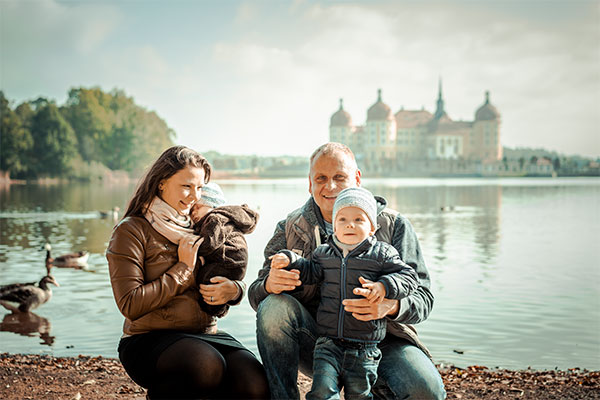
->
xmin=0 ymin=353 xmax=598 ymax=399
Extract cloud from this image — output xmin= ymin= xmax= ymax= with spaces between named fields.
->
xmin=1 ymin=0 xmax=598 ymax=157
xmin=0 ymin=0 xmax=121 ymax=99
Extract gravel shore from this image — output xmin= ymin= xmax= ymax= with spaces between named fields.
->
xmin=1 ymin=353 xmax=598 ymax=399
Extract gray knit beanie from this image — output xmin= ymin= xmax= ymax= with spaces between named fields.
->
xmin=332 ymin=187 xmax=377 ymax=230
xmin=199 ymin=182 xmax=226 ymax=207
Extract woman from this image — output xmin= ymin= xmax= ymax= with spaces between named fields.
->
xmin=107 ymin=146 xmax=269 ymax=399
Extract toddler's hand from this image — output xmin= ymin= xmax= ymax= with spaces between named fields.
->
xmin=269 ymin=253 xmax=290 ymax=269
xmin=360 ymin=281 xmax=386 ymax=304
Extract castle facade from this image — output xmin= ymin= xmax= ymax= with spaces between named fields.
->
xmin=329 ymin=83 xmax=502 ymax=170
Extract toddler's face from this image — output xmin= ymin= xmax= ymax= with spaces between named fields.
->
xmin=190 ymin=203 xmax=213 ymax=223
xmin=334 ymin=206 xmax=375 ymax=245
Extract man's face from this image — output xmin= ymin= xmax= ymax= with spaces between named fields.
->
xmin=309 ymin=152 xmax=361 ymax=222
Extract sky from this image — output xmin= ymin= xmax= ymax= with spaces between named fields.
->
xmin=1 ymin=0 xmax=599 ymax=158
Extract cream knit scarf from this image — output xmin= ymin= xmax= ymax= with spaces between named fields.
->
xmin=144 ymin=196 xmax=196 ymax=244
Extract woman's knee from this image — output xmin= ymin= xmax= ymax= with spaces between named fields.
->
xmin=157 ymin=338 xmax=226 ymax=390
xmin=224 ymin=350 xmax=270 ymax=399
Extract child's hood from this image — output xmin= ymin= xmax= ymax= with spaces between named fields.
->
xmin=210 ymin=204 xmax=259 ymax=234
xmin=374 ymin=195 xmax=387 ymax=215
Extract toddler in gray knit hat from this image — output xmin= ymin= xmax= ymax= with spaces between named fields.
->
xmin=330 ymin=187 xmax=387 ymax=302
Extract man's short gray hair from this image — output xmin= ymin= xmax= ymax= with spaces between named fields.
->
xmin=309 ymin=142 xmax=357 ymax=169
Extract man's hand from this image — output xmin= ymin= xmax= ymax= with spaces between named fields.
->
xmin=343 ymin=277 xmax=399 ymax=321
xmin=265 ymin=254 xmax=302 ymax=294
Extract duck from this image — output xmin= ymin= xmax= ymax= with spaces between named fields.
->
xmin=0 ymin=275 xmax=60 ymax=312
xmin=44 ymin=242 xmax=89 ymax=266
xmin=99 ymin=206 xmax=120 ymax=220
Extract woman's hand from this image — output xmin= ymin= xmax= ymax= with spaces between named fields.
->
xmin=178 ymin=234 xmax=203 ymax=269
xmin=200 ymin=276 xmax=240 ymax=305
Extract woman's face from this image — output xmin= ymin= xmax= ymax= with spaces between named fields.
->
xmin=159 ymin=165 xmax=205 ymax=215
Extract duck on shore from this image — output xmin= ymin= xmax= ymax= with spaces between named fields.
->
xmin=44 ymin=243 xmax=89 ymax=267
xmin=0 ymin=275 xmax=60 ymax=312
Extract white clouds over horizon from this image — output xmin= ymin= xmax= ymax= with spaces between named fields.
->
xmin=1 ymin=0 xmax=598 ymax=157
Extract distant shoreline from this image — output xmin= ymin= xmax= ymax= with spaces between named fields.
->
xmin=2 ymin=172 xmax=599 ymax=187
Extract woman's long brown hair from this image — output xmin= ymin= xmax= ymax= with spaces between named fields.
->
xmin=122 ymin=146 xmax=212 ymax=219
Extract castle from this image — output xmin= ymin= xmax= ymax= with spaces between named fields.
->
xmin=329 ymin=82 xmax=502 ymax=172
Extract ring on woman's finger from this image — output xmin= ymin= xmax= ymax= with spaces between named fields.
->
xmin=210 ymin=296 xmax=213 ymax=302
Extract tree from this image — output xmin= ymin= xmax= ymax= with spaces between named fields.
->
xmin=63 ymin=87 xmax=175 ymax=172
xmin=0 ymin=92 xmax=33 ymax=177
xmin=2 ymin=88 xmax=176 ymax=178
xmin=29 ymin=103 xmax=78 ymax=176
xmin=62 ymin=88 xmax=112 ymax=163
xmin=552 ymin=157 xmax=561 ymax=172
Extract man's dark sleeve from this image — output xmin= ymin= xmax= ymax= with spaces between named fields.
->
xmin=387 ymin=215 xmax=435 ymax=325
xmin=377 ymin=246 xmax=419 ymax=301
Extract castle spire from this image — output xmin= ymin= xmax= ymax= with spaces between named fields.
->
xmin=339 ymin=98 xmax=344 ymax=110
xmin=377 ymin=88 xmax=382 ymax=102
xmin=434 ymin=77 xmax=445 ymax=119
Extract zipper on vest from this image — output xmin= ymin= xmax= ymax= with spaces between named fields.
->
xmin=338 ymin=258 xmax=347 ymax=338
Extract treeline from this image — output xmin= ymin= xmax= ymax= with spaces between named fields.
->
xmin=1 ymin=88 xmax=175 ymax=180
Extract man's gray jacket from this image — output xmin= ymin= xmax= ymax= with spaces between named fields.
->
xmin=248 ymin=196 xmax=434 ymax=357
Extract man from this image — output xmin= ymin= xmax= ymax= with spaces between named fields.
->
xmin=249 ymin=143 xmax=446 ymax=399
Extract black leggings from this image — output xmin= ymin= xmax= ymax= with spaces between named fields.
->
xmin=119 ymin=335 xmax=270 ymax=399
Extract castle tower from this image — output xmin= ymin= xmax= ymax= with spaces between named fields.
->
xmin=473 ymin=91 xmax=502 ymax=161
xmin=329 ymin=98 xmax=353 ymax=140
xmin=365 ymin=89 xmax=396 ymax=164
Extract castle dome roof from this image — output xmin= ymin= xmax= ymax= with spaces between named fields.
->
xmin=475 ymin=91 xmax=500 ymax=121
xmin=330 ymin=98 xmax=352 ymax=127
xmin=367 ymin=89 xmax=393 ymax=121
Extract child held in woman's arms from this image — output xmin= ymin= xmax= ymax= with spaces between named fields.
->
xmin=190 ymin=182 xmax=258 ymax=317
xmin=270 ymin=187 xmax=419 ymax=400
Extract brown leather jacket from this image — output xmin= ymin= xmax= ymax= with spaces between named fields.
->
xmin=107 ymin=216 xmax=217 ymax=336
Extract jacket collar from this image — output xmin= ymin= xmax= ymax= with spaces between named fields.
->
xmin=327 ymin=234 xmax=377 ymax=258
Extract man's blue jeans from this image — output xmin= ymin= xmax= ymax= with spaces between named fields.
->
xmin=256 ymin=294 xmax=446 ymax=400
xmin=308 ymin=337 xmax=381 ymax=400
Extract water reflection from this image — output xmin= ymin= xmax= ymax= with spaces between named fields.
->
xmin=0 ymin=310 xmax=55 ymax=346
xmin=366 ymin=183 xmax=502 ymax=268
xmin=0 ymin=179 xmax=598 ymax=370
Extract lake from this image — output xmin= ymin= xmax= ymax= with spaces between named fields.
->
xmin=0 ymin=177 xmax=598 ymax=371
